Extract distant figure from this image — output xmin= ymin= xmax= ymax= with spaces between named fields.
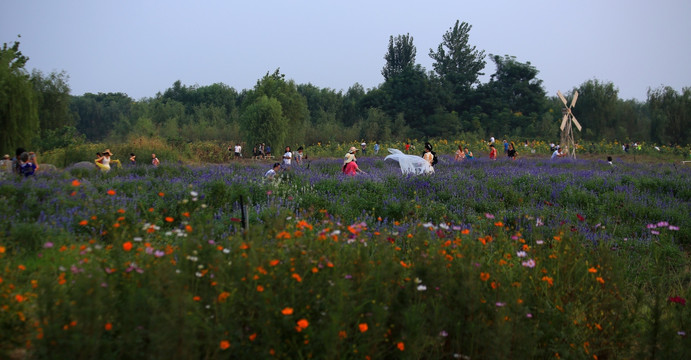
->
xmin=234 ymin=143 xmax=242 ymax=159
xmin=373 ymin=142 xmax=380 ymax=155
xmin=503 ymin=140 xmax=509 ymax=155
xmin=0 ymin=154 xmax=12 ymax=172
xmin=454 ymin=145 xmax=465 ymax=161
xmin=282 ymin=146 xmax=292 ymax=169
xmin=265 ymin=145 xmax=272 ymax=158
xmin=259 ymin=143 xmax=266 ymax=159
xmin=152 ymin=153 xmax=160 ymax=167
xmin=343 ymin=147 xmax=366 ymax=175
xmin=12 ymin=147 xmax=26 ymax=175
xmin=607 ymin=156 xmax=613 ymax=165
xmin=265 ymin=162 xmax=281 ymax=180
xmin=464 ymin=147 xmax=474 ymax=160
xmin=507 ymin=142 xmax=517 ymax=160
xmin=489 ymin=136 xmax=495 ymax=145
xmin=295 ymin=146 xmax=304 ymax=165
xmin=19 ymin=152 xmax=36 ymax=177
xmin=551 ymin=146 xmax=565 ymax=160
xmin=129 ymin=153 xmax=136 ymax=166
xmin=405 ymin=142 xmax=411 ymax=153
xmin=95 ymin=149 xmax=120 ymax=172
xmin=28 ymin=152 xmax=39 ymax=171
xmin=360 ymin=142 xmax=367 ymax=155
xmin=489 ymin=144 xmax=497 ymax=160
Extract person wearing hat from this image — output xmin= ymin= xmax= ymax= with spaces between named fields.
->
xmin=343 ymin=147 xmax=365 ymax=175
xmin=0 ymin=154 xmax=12 ymax=172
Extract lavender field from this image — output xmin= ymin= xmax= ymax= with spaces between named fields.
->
xmin=0 ymin=155 xmax=689 ymax=359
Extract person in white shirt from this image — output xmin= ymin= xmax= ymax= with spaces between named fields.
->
xmin=282 ymin=146 xmax=292 ymax=168
xmin=234 ymin=143 xmax=242 ymax=159
xmin=265 ymin=162 xmax=281 ymax=179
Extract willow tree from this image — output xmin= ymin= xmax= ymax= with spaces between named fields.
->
xmin=0 ymin=39 xmax=39 ymax=155
xmin=240 ymin=95 xmax=287 ymax=153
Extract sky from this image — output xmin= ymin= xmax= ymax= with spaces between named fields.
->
xmin=2 ymin=0 xmax=690 ymax=101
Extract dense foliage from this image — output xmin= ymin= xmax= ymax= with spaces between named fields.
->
xmin=0 ymin=157 xmax=689 ymax=358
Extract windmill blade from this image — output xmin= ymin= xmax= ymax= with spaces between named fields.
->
xmin=570 ymin=91 xmax=579 ymax=108
xmin=557 ymin=91 xmax=568 ymax=107
xmin=572 ymin=116 xmax=582 ymax=131
xmin=560 ymin=114 xmax=568 ymax=131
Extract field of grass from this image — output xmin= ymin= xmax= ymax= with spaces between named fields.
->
xmin=1 ymin=153 xmax=689 ymax=359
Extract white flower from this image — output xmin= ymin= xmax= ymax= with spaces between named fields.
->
xmin=133 ymin=237 xmax=143 ymax=242
xmin=516 ymin=251 xmax=527 ymax=258
xmin=439 ymin=223 xmax=449 ymax=230
xmin=536 ymin=240 xmax=544 ymax=245
xmin=417 ymin=284 xmax=427 ymax=291
xmin=222 ymin=248 xmax=230 ymax=254
xmin=190 ymin=191 xmax=198 ymax=197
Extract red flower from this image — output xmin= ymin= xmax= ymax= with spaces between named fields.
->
xmin=576 ymin=213 xmax=585 ymax=222
xmin=668 ymin=296 xmax=686 ymax=306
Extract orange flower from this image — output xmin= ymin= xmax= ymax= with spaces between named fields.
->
xmin=182 ymin=212 xmax=190 ymax=217
xmin=297 ymin=318 xmax=309 ymax=329
xmin=158 ymin=192 xmax=165 ymax=197
xmin=79 ymin=220 xmax=88 ymax=226
xmin=276 ymin=231 xmax=291 ymax=239
xmin=281 ymin=307 xmax=294 ymax=315
xmin=18 ymin=264 xmax=26 ymax=271
xmin=193 ymin=296 xmax=201 ymax=301
xmin=104 ymin=323 xmax=112 ymax=331
xmin=269 ymin=259 xmax=280 ymax=266
xmin=461 ymin=229 xmax=470 ymax=235
xmin=218 ymin=291 xmax=230 ymax=302
xmin=239 ymin=243 xmax=249 ymax=250
xmin=292 ymin=273 xmax=302 ymax=282
xmin=358 ymin=323 xmax=368 ymax=333
xmin=0 ymin=246 xmax=5 ymax=253
xmin=541 ymin=276 xmax=554 ymax=286
xmin=588 ymin=267 xmax=597 ymax=273
xmin=494 ymin=221 xmax=504 ymax=227
xmin=480 ymin=272 xmax=490 ymax=281
xmin=397 ymin=342 xmax=405 ymax=351
xmin=122 ymin=242 xmax=133 ymax=251
xmin=400 ymin=261 xmax=410 ymax=268
xmin=71 ymin=179 xmax=81 ymax=187
xmin=15 ymin=294 xmax=24 ymax=302
xmin=117 ymin=208 xmax=126 ymax=214
xmin=338 ymin=330 xmax=347 ymax=339
xmin=165 ymin=216 xmax=174 ymax=223
xmin=107 ymin=189 xmax=116 ymax=196
xmin=596 ymin=277 xmax=605 ymax=284
xmin=249 ymin=333 xmax=257 ymax=341
xmin=219 ymin=340 xmax=230 ymax=350
xmin=256 ymin=285 xmax=264 ymax=292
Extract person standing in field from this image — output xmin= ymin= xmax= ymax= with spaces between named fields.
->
xmin=295 ymin=146 xmax=304 ymax=165
xmin=507 ymin=142 xmax=518 ymax=160
xmin=234 ymin=143 xmax=242 ymax=159
xmin=282 ymin=146 xmax=292 ymax=169
xmin=489 ymin=144 xmax=497 ymax=160
xmin=405 ymin=142 xmax=411 ymax=153
xmin=503 ymin=139 xmax=509 ymax=155
xmin=374 ymin=142 xmax=380 ymax=155
xmin=151 ymin=153 xmax=160 ymax=167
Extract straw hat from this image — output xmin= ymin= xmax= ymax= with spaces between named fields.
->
xmin=349 ymin=146 xmax=358 ymax=154
xmin=103 ymin=149 xmax=113 ymax=156
xmin=344 ymin=152 xmax=356 ymax=165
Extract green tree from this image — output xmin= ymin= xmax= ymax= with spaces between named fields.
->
xmin=241 ymin=69 xmax=309 ymax=146
xmin=0 ymin=38 xmax=39 ymax=154
xmin=382 ymin=34 xmax=416 ymax=81
xmin=647 ymin=86 xmax=690 ymax=145
xmin=240 ymin=95 xmax=286 ymax=150
xmin=31 ymin=69 xmax=72 ymax=131
xmin=572 ymin=80 xmax=619 ymax=140
xmin=71 ymin=92 xmax=132 ymax=141
xmin=429 ymin=20 xmax=486 ymax=112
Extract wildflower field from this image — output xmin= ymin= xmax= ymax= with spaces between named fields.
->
xmin=1 ymin=155 xmax=689 ymax=359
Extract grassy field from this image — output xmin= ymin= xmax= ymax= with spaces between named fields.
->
xmin=1 ymin=152 xmax=689 ymax=359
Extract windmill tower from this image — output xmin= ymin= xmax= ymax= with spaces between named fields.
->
xmin=557 ymin=90 xmax=582 ymax=158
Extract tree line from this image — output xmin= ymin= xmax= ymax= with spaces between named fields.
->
xmin=2 ymin=21 xmax=689 ymax=156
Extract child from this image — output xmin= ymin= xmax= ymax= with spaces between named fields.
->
xmin=152 ymin=153 xmax=160 ymax=167
xmin=295 ymin=146 xmax=304 ymax=165
xmin=19 ymin=152 xmax=36 ymax=177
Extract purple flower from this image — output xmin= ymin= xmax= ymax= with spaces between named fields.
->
xmin=657 ymin=221 xmax=669 ymax=227
xmin=485 ymin=213 xmax=495 ymax=219
xmin=646 ymin=223 xmax=657 ymax=229
xmin=439 ymin=330 xmax=448 ymax=337
xmin=154 ymin=250 xmax=165 ymax=258
xmin=44 ymin=242 xmax=54 ymax=248
xmin=669 ymin=225 xmax=680 ymax=231
xmin=495 ymin=302 xmax=506 ymax=307
xmin=344 ymin=274 xmax=352 ymax=279
xmin=526 ymin=313 xmax=533 ymax=318
xmin=651 ymin=230 xmax=660 ymax=235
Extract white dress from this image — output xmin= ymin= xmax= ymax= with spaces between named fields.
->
xmin=385 ymin=149 xmax=434 ymax=175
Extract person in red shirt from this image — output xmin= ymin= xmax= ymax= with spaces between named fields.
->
xmin=489 ymin=144 xmax=497 ymax=160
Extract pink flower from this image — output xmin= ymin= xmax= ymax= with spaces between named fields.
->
xmin=522 ymin=259 xmax=536 ymax=268
xmin=651 ymin=230 xmax=660 ymax=235
xmin=669 ymin=225 xmax=680 ymax=231
xmin=657 ymin=221 xmax=669 ymax=227
xmin=485 ymin=213 xmax=495 ymax=219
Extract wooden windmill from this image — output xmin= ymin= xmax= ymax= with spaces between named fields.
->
xmin=557 ymin=90 xmax=582 ymax=158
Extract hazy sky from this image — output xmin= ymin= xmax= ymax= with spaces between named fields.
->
xmin=2 ymin=0 xmax=690 ymax=101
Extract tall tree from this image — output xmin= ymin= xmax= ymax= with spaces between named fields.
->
xmin=647 ymin=86 xmax=690 ymax=145
xmin=572 ymin=80 xmax=619 ymax=140
xmin=0 ymin=38 xmax=39 ymax=154
xmin=241 ymin=69 xmax=309 ymax=146
xmin=429 ymin=20 xmax=486 ymax=111
xmin=31 ymin=69 xmax=72 ymax=131
xmin=240 ymin=95 xmax=286 ymax=150
xmin=382 ymin=34 xmax=416 ymax=82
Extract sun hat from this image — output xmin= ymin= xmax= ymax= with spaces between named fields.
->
xmin=103 ymin=149 xmax=113 ymax=156
xmin=349 ymin=147 xmax=357 ymax=153
xmin=344 ymin=152 xmax=356 ymax=165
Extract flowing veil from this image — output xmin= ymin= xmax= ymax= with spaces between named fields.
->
xmin=384 ymin=149 xmax=434 ymax=175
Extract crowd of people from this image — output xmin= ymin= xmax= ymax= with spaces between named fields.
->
xmin=0 ymin=148 xmax=40 ymax=177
